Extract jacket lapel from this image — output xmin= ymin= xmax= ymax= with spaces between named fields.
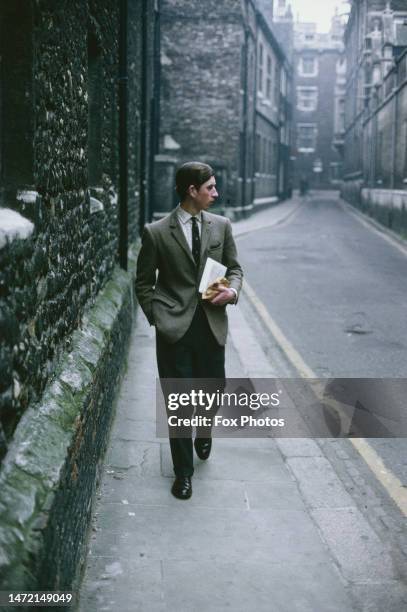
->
xmin=169 ymin=208 xmax=195 ymax=266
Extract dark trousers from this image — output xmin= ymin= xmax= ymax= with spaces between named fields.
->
xmin=156 ymin=305 xmax=225 ymax=477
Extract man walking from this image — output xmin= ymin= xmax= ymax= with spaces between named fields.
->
xmin=135 ymin=161 xmax=243 ymax=499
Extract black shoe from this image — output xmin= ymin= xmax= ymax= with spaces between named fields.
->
xmin=171 ymin=476 xmax=192 ymax=500
xmin=194 ymin=437 xmax=212 ymax=460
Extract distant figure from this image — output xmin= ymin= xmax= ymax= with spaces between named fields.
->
xmin=299 ymin=175 xmax=309 ymax=196
xmin=287 ymin=179 xmax=293 ymax=199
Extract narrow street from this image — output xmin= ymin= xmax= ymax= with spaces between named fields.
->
xmin=235 ymin=192 xmax=407 ymax=485
xmin=237 ymin=193 xmax=407 ymax=379
xmin=78 ymin=194 xmax=407 ymax=612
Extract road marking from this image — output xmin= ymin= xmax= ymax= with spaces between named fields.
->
xmin=242 ymin=277 xmax=407 ymax=516
xmin=243 ymin=280 xmax=314 ymax=379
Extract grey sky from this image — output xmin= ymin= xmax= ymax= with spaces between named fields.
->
xmin=288 ymin=0 xmax=350 ymax=32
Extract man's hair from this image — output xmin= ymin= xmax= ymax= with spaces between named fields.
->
xmin=175 ymin=161 xmax=214 ymax=201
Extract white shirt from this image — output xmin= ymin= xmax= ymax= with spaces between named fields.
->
xmin=175 ymin=204 xmax=237 ymax=303
xmin=176 ymin=204 xmax=202 ymax=251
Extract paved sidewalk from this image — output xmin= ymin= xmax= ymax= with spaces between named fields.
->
xmin=77 ymin=197 xmax=406 ymax=612
xmin=231 ymin=194 xmax=303 ymax=237
xmin=78 ymin=308 xmax=355 ymax=612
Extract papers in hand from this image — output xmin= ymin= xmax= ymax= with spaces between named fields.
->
xmin=199 ymin=257 xmax=227 ymax=294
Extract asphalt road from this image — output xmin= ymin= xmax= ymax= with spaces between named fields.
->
xmin=236 ymin=192 xmax=407 ymax=484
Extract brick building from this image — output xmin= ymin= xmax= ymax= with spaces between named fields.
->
xmin=155 ymin=0 xmax=293 ymax=219
xmin=342 ymin=0 xmax=407 ymax=234
xmin=0 ymin=0 xmax=156 ymax=592
xmin=292 ymin=13 xmax=345 ymax=189
xmin=254 ymin=10 xmax=293 ymax=206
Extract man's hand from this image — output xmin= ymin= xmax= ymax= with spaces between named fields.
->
xmin=210 ymin=287 xmax=235 ymax=306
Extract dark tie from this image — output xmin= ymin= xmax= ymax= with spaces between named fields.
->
xmin=191 ymin=216 xmax=200 ymax=267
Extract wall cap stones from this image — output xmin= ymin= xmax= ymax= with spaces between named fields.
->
xmin=0 ymin=208 xmax=34 ymax=249
xmin=361 ymin=188 xmax=407 ymax=210
xmin=163 ymin=134 xmax=181 ymax=150
xmin=89 ymin=196 xmax=104 ymax=214
xmin=16 ymin=191 xmax=39 ymax=205
xmin=160 ymin=51 xmax=173 ymax=66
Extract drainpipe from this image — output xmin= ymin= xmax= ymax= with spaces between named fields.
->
xmin=148 ymin=0 xmax=161 ymax=223
xmin=391 ymin=77 xmax=398 ymax=190
xmin=119 ymin=0 xmax=128 ymax=270
xmin=139 ymin=0 xmax=148 ymax=231
xmin=241 ymin=28 xmax=249 ymax=214
xmin=252 ymin=22 xmax=258 ymax=207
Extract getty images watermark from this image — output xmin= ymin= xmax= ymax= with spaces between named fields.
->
xmin=156 ymin=378 xmax=407 ymax=438
xmin=166 ymin=388 xmax=284 ymax=429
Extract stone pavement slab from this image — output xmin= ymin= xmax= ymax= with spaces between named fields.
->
xmin=160 ymin=559 xmax=352 ymax=612
xmin=276 ymin=437 xmax=324 ymax=458
xmin=350 ymin=581 xmax=407 ymax=612
xmin=160 ymin=441 xmax=289 ymax=482
xmin=80 ymin=556 xmax=352 ymax=612
xmin=311 ymin=506 xmax=398 ymax=582
xmin=286 ymin=456 xmax=355 ymax=509
xmin=90 ymin=504 xmax=334 ymax=565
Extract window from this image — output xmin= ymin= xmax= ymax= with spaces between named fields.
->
xmin=240 ymin=45 xmax=245 ymax=89
xmin=395 ymin=20 xmax=407 ymax=46
xmin=297 ymin=124 xmax=317 ymax=152
xmin=280 ymin=68 xmax=287 ymax=96
xmin=255 ymin=133 xmax=261 ymax=173
xmin=266 ymin=55 xmax=272 ymax=99
xmin=298 ymin=56 xmax=318 ymax=77
xmin=0 ymin=3 xmax=35 ymax=206
xmin=258 ymin=43 xmax=264 ymax=93
xmin=263 ymin=137 xmax=268 ymax=173
xmin=274 ymin=63 xmax=279 ymax=106
xmin=336 ymin=98 xmax=345 ymax=133
xmin=296 ymin=87 xmax=318 ymax=112
xmin=249 ymin=52 xmax=255 ymax=88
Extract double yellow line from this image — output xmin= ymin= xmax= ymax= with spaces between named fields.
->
xmin=242 ymin=277 xmax=407 ymax=516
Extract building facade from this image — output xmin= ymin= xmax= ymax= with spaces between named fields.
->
xmin=254 ymin=11 xmax=293 ymax=206
xmin=155 ymin=0 xmax=293 ymax=219
xmin=292 ymin=15 xmax=345 ymax=189
xmin=342 ymin=0 xmax=407 ymax=234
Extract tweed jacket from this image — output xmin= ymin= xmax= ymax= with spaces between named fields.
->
xmin=135 ymin=207 xmax=243 ymax=345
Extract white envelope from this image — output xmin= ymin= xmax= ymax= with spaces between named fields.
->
xmin=199 ymin=257 xmax=227 ymax=293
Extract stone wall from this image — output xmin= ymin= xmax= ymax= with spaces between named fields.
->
xmin=159 ymin=0 xmax=243 ymax=210
xmin=0 ymin=259 xmax=136 ymax=594
xmin=0 ymin=0 xmax=146 ymax=463
xmin=0 ymin=0 xmax=153 ymax=595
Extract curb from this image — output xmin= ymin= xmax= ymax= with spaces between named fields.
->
xmin=0 ymin=245 xmax=139 ymax=598
xmin=232 ymin=197 xmax=303 ymax=238
xmin=339 ymin=197 xmax=407 ymax=253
